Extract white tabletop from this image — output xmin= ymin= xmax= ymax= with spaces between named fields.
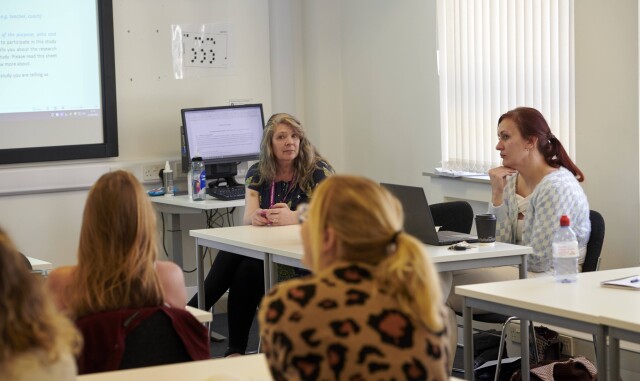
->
xmin=191 ymin=224 xmax=531 ymax=269
xmin=591 ymin=267 xmax=640 ymax=333
xmin=456 ymin=267 xmax=640 ymax=325
xmin=456 ymin=267 xmax=640 ymax=381
xmin=27 ymin=256 xmax=53 ymax=271
xmin=185 ymin=305 xmax=213 ymax=323
xmin=151 ymin=194 xmax=245 ymax=212
xmin=76 ymin=353 xmax=272 ymax=380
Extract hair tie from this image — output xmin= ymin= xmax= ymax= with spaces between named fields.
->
xmin=387 ymin=230 xmax=402 ymax=255
xmin=390 ymin=230 xmax=402 ymax=244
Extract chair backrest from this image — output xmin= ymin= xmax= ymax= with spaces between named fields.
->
xmin=119 ymin=310 xmax=192 ymax=370
xmin=582 ymin=210 xmax=605 ymax=272
xmin=429 ymin=201 xmax=474 ymax=234
xmin=76 ymin=306 xmax=210 ymax=374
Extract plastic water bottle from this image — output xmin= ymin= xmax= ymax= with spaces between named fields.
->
xmin=191 ymin=156 xmax=206 ymax=201
xmin=552 ymin=215 xmax=579 ymax=283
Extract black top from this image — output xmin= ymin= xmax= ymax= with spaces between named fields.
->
xmin=245 ymin=159 xmax=334 ymax=210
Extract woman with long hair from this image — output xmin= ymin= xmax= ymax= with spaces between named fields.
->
xmin=188 ymin=113 xmax=334 ymax=357
xmin=447 ymin=106 xmax=590 ymax=310
xmin=47 ymin=170 xmax=187 ymax=317
xmin=259 ymin=175 xmax=450 ymax=380
xmin=0 ymin=228 xmax=81 ymax=381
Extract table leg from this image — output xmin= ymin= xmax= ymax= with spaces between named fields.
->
xmin=166 ymin=213 xmax=183 ymax=269
xmin=196 ymin=243 xmax=205 ymax=310
xmin=519 ymin=255 xmax=528 ymax=279
xmin=521 ymin=319 xmax=530 ymax=381
xmin=264 ymin=253 xmax=271 ymax=292
xmin=601 ymin=326 xmax=612 ymax=381
xmin=463 ymin=299 xmax=473 ymax=380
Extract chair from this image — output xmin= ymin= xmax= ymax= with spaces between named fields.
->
xmin=76 ymin=306 xmax=210 ymax=374
xmin=583 ymin=210 xmax=605 ymax=272
xmin=429 ymin=201 xmax=474 ymax=234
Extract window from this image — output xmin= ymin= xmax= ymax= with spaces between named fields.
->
xmin=437 ymin=0 xmax=575 ymax=173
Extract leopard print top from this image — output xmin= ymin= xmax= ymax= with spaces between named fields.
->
xmin=258 ymin=261 xmax=450 ymax=381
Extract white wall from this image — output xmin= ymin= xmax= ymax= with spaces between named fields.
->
xmin=575 ymin=0 xmax=639 ymax=269
xmin=0 ymin=0 xmax=272 ymax=285
xmin=270 ymin=0 xmax=639 ymax=270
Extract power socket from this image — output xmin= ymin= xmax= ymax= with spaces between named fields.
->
xmin=142 ymin=163 xmax=165 ymax=182
xmin=558 ymin=334 xmax=573 ymax=356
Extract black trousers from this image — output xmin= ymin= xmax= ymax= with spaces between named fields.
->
xmin=187 ymin=251 xmax=265 ymax=355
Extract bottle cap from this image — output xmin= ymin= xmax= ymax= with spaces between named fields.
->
xmin=164 ymin=160 xmax=173 ymax=173
xmin=192 ymin=156 xmax=203 ymax=162
xmin=560 ymin=215 xmax=570 ymax=227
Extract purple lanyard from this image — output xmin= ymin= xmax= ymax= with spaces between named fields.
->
xmin=269 ymin=175 xmax=297 ymax=208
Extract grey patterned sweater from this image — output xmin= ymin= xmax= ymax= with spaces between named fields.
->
xmin=489 ymin=167 xmax=590 ymax=273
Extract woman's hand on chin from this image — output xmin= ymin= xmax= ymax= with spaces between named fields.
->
xmin=488 ymin=166 xmax=517 ymax=206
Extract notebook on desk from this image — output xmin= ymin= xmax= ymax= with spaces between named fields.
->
xmin=381 ymin=183 xmax=478 ymax=246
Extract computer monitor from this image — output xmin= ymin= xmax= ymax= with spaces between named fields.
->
xmin=181 ymin=104 xmax=265 ymax=186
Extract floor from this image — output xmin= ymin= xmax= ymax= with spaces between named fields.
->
xmin=209 ymin=313 xmax=260 ymax=359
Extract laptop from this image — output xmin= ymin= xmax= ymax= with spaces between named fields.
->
xmin=381 ymin=183 xmax=478 ymax=246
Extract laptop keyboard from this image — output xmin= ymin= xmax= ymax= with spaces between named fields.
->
xmin=206 ymin=185 xmax=245 ymax=201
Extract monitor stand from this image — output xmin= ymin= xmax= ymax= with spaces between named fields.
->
xmin=208 ymin=176 xmax=241 ymax=188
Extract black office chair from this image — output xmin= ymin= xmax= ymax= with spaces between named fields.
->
xmin=76 ymin=306 xmax=210 ymax=374
xmin=429 ymin=201 xmax=474 ymax=234
xmin=430 ymin=201 xmax=538 ymax=380
xmin=583 ymin=210 xmax=605 ymax=272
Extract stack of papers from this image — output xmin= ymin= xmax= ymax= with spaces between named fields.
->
xmin=601 ymin=275 xmax=640 ymax=290
xmin=434 ymin=167 xmax=486 ymax=178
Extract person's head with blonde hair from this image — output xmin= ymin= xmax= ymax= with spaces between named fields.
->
xmin=257 ymin=113 xmax=328 ymax=193
xmin=0 ymin=227 xmax=81 ymax=370
xmin=71 ymin=170 xmax=164 ymax=318
xmin=300 ymin=175 xmax=444 ymax=331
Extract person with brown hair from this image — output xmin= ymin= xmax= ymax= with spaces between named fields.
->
xmin=447 ymin=106 xmax=590 ymax=310
xmin=188 ymin=113 xmax=334 ymax=357
xmin=0 ymin=227 xmax=81 ymax=381
xmin=259 ymin=175 xmax=450 ymax=380
xmin=47 ymin=170 xmax=187 ymax=316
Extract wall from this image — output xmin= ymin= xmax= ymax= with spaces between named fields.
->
xmin=575 ymin=0 xmax=639 ymax=269
xmin=0 ymin=0 xmax=272 ymax=285
xmin=279 ymin=0 xmax=639 ymax=270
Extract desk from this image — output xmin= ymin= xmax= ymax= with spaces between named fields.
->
xmin=191 ymin=225 xmax=531 ymax=310
xmin=456 ymin=271 xmax=618 ymax=381
xmin=185 ymin=305 xmax=213 ymax=324
xmin=151 ymin=195 xmax=244 ymax=269
xmin=76 ymin=353 xmax=272 ymax=380
xmin=27 ymin=256 xmax=53 ymax=272
xmin=591 ymin=267 xmax=640 ymax=381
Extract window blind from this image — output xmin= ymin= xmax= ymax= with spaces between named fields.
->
xmin=437 ymin=0 xmax=575 ymax=173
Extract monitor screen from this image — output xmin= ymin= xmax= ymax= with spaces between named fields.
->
xmin=181 ymin=104 xmax=264 ymax=180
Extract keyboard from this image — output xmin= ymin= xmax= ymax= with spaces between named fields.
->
xmin=206 ymin=185 xmax=246 ymax=201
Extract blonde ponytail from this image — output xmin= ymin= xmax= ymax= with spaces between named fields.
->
xmin=376 ymin=232 xmax=444 ymax=331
